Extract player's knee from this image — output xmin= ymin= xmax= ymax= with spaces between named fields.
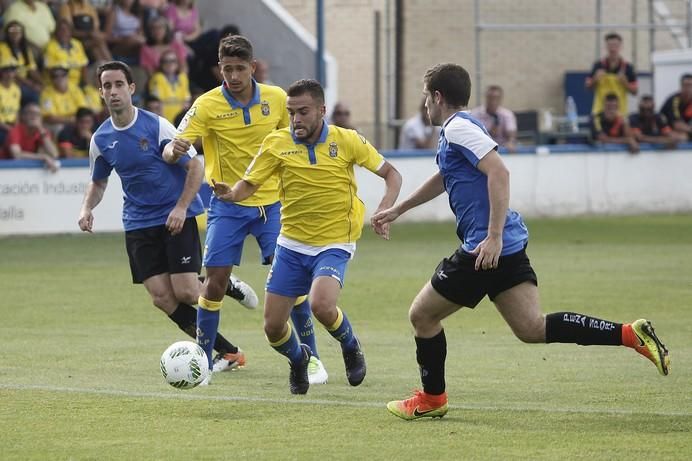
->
xmin=408 ymin=304 xmax=431 ymax=329
xmin=309 ymin=298 xmax=334 ymax=323
xmin=151 ymin=292 xmax=177 ymax=314
xmin=173 ymin=286 xmax=198 ymax=305
xmin=263 ymin=318 xmax=285 ymax=342
xmin=514 ymin=315 xmax=546 ymax=343
xmin=202 ymin=274 xmax=227 ymax=299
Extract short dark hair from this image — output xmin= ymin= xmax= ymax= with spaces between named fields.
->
xmin=604 ymin=93 xmax=619 ymax=103
xmin=640 ymin=94 xmax=654 ymax=103
xmin=96 ymin=61 xmax=133 ymax=86
xmin=423 ymin=63 xmax=471 ymax=107
xmin=76 ymin=107 xmax=94 ymax=119
xmin=218 ymin=35 xmax=253 ymax=61
xmin=605 ymin=32 xmax=622 ymax=41
xmin=287 ymin=79 xmax=325 ymax=105
xmin=486 ymin=84 xmax=503 ymax=95
xmin=681 ymin=73 xmax=692 ymax=84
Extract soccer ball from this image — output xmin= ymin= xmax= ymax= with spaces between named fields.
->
xmin=160 ymin=341 xmax=209 ymax=389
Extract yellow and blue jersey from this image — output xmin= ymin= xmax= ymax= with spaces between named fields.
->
xmin=148 ymin=71 xmax=190 ymax=123
xmin=0 ymin=81 xmax=21 ymax=124
xmin=43 ymin=37 xmax=88 ymax=87
xmin=0 ymin=43 xmax=38 ymax=80
xmin=40 ymin=82 xmax=86 ymax=119
xmin=176 ymin=80 xmax=288 ymax=207
xmin=244 ymin=123 xmax=385 ymax=247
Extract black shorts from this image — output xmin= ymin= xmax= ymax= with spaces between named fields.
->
xmin=125 ymin=217 xmax=202 ymax=284
xmin=430 ymin=246 xmax=538 ymax=308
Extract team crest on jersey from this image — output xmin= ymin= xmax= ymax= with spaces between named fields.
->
xmin=139 ymin=138 xmax=149 ymax=151
xmin=261 ymin=100 xmax=270 ymax=116
xmin=328 ymin=142 xmax=338 ymax=158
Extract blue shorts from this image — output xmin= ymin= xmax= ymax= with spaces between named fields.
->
xmin=266 ymin=245 xmax=351 ymax=297
xmin=203 ymin=198 xmax=281 ymax=267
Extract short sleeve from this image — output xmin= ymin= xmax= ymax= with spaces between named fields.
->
xmin=89 ymin=136 xmax=112 ymax=180
xmin=176 ymin=99 xmax=208 ymax=141
xmin=350 ymin=131 xmax=384 ymax=172
xmin=244 ymin=136 xmax=281 ymax=186
xmin=159 ymin=115 xmax=197 ymax=165
xmin=444 ymin=116 xmax=497 ymax=167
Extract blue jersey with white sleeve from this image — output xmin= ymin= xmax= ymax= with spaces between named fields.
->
xmin=89 ymin=108 xmax=204 ymax=231
xmin=437 ymin=111 xmax=529 ymax=256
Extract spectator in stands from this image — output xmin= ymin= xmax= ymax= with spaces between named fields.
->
xmin=40 ymin=65 xmax=88 ymax=134
xmin=165 ymin=0 xmax=201 ymax=47
xmin=586 ymin=32 xmax=637 ymax=116
xmin=0 ymin=55 xmax=21 ymax=146
xmin=139 ymin=15 xmax=187 ymax=76
xmin=43 ymin=20 xmax=89 ymax=88
xmin=139 ymin=0 xmax=168 ymax=25
xmin=147 ymin=49 xmax=190 ymax=122
xmin=58 ymin=0 xmax=112 ymax=62
xmin=81 ymin=69 xmax=105 ymax=121
xmin=3 ymin=0 xmax=56 ymax=50
xmin=2 ymin=102 xmax=60 ymax=172
xmin=104 ymin=0 xmax=145 ymax=65
xmin=399 ymin=97 xmax=440 ymax=150
xmin=471 ymin=85 xmax=517 ymax=153
xmin=89 ymin=0 xmax=113 ymax=29
xmin=57 ymin=106 xmax=95 ymax=158
xmin=253 ymin=58 xmax=272 ymax=84
xmin=629 ymin=95 xmax=678 ymax=149
xmin=188 ymin=23 xmax=240 ymax=91
xmin=590 ymin=93 xmax=638 ymax=153
xmin=660 ymin=73 xmax=692 ymax=142
xmin=144 ymin=94 xmax=163 ymax=115
xmin=330 ymin=101 xmax=356 ymax=130
xmin=0 ymin=21 xmax=43 ymax=104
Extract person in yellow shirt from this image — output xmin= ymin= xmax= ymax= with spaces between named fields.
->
xmin=0 ymin=21 xmax=43 ymax=101
xmin=43 ymin=19 xmax=89 ymax=88
xmin=209 ymin=78 xmax=402 ymax=394
xmin=0 ymin=56 xmax=22 ymax=145
xmin=586 ymin=32 xmax=638 ymax=115
xmin=164 ymin=35 xmax=329 ymax=385
xmin=40 ymin=66 xmax=87 ymax=133
xmin=147 ymin=50 xmax=190 ymax=123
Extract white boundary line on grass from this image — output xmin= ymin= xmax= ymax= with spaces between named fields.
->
xmin=2 ymin=383 xmax=690 ymax=417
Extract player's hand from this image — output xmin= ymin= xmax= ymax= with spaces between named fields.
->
xmin=169 ymin=138 xmax=192 ymax=162
xmin=78 ymin=208 xmax=94 ymax=233
xmin=469 ymin=234 xmax=503 ymax=271
xmin=166 ymin=205 xmax=186 ymax=235
xmin=210 ymin=178 xmax=234 ymax=201
xmin=371 ymin=206 xmax=400 ymax=239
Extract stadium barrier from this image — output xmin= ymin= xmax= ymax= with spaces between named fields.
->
xmin=1 ymin=145 xmax=692 ymax=235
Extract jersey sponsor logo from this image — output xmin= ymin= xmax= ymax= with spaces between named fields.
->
xmin=180 ymin=256 xmax=191 ymax=264
xmin=106 ymin=140 xmax=119 ymax=149
xmin=261 ymin=100 xmax=270 ymax=116
xmin=215 ymin=111 xmax=240 ymax=120
xmin=328 ymin=142 xmax=338 ymax=158
xmin=139 ymin=138 xmax=149 ymax=151
xmin=279 ymin=149 xmax=302 ymax=156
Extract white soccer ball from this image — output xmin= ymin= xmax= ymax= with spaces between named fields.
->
xmin=160 ymin=341 xmax=209 ymax=389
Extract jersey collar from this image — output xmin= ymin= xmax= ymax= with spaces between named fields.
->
xmin=221 ymin=79 xmax=260 ymax=109
xmin=291 ymin=119 xmax=329 ymax=146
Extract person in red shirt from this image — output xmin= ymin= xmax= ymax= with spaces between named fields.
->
xmin=589 ymin=93 xmax=639 ymax=153
xmin=2 ymin=101 xmax=60 ymax=172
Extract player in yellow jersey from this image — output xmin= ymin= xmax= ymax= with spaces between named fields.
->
xmin=211 ymin=79 xmax=402 ymax=394
xmin=164 ymin=36 xmax=327 ymax=383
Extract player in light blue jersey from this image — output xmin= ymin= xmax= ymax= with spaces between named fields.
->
xmin=78 ymin=61 xmax=241 ymax=381
xmin=373 ymin=63 xmax=670 ymax=420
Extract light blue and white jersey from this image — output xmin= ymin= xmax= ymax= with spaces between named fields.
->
xmin=437 ymin=111 xmax=529 ymax=256
xmin=89 ymin=108 xmax=204 ymax=231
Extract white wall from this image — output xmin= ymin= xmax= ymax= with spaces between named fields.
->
xmin=2 ymin=150 xmax=692 ymax=236
xmin=356 ymin=150 xmax=692 ymax=221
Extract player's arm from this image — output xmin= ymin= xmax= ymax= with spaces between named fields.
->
xmin=211 ymin=178 xmax=259 ymax=203
xmin=78 ymin=178 xmax=108 ymax=233
xmin=163 ymin=137 xmax=194 ymax=164
xmin=471 ymin=149 xmax=509 ymax=270
xmin=370 ymin=161 xmax=402 ymax=239
xmin=371 ymin=171 xmax=445 ymax=228
xmin=166 ymin=156 xmax=203 ymax=235
xmin=163 ymin=103 xmax=205 ymax=163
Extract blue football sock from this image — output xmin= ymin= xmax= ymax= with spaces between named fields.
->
xmin=269 ymin=323 xmax=304 ymax=364
xmin=327 ymin=307 xmax=358 ymax=352
xmin=196 ymin=297 xmax=222 ymax=370
xmin=290 ymin=297 xmax=319 ymax=359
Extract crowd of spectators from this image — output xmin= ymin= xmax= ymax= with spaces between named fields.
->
xmin=0 ymin=0 xmax=254 ymax=169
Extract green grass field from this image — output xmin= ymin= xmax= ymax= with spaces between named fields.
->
xmin=1 ymin=215 xmax=691 ymax=460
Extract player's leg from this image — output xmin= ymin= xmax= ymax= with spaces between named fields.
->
xmin=264 ymin=245 xmax=313 ymax=394
xmin=166 ymin=217 xmax=246 ymax=375
xmin=307 ymin=249 xmax=364 ymax=386
xmin=491 ymin=248 xmax=669 ymax=375
xmin=387 ymin=248 xmax=483 ymax=420
xmin=254 ymin=202 xmax=325 ymax=383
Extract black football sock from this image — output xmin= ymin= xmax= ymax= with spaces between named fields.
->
xmin=545 ymin=312 xmax=622 ymax=345
xmin=168 ymin=303 xmax=238 ymax=354
xmin=415 ymin=329 xmax=447 ymax=395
